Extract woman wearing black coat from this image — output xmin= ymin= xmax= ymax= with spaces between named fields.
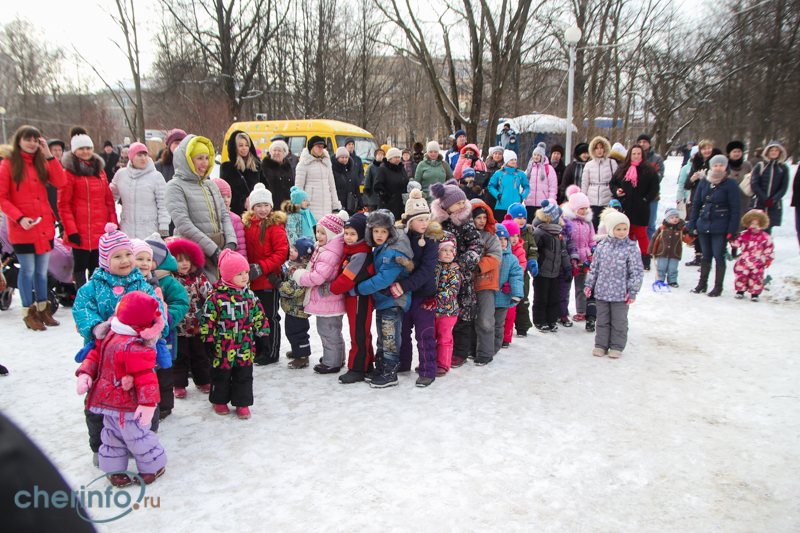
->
xmin=331 ymin=147 xmax=364 ymax=213
xmin=262 ymin=140 xmax=294 ymax=208
xmin=220 ymin=130 xmax=266 ymax=216
xmin=610 ymin=144 xmax=660 ymax=270
xmin=750 ymin=141 xmax=790 ymax=234
xmin=374 ymin=148 xmax=409 ymax=220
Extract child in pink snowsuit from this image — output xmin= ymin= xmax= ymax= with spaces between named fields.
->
xmin=501 ymin=215 xmax=525 ymax=345
xmin=731 ymin=210 xmax=774 ymax=302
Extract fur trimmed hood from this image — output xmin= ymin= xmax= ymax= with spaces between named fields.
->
xmin=430 ymin=198 xmax=473 ymax=226
xmin=165 ymin=238 xmax=205 ymax=272
xmin=763 ymin=141 xmax=788 ymax=163
xmin=61 ymin=151 xmax=105 ymax=176
xmin=281 ymin=199 xmax=300 ymax=214
xmin=424 ymin=220 xmax=444 ymax=241
xmin=242 ymin=209 xmax=287 ymax=229
xmin=562 ymin=203 xmax=593 ymax=224
xmin=299 ymin=147 xmax=332 ymax=167
xmin=588 ymin=136 xmax=612 ymax=161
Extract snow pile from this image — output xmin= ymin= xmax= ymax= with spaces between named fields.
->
xmin=497 ymin=114 xmax=578 ymax=135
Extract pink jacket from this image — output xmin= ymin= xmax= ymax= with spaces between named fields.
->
xmin=511 ymin=240 xmax=526 ymax=268
xmin=296 ymin=233 xmax=345 ymax=316
xmin=524 ymin=156 xmax=558 ymax=206
xmin=453 ymin=144 xmax=488 ymax=181
xmin=230 ymin=212 xmax=247 ymax=258
xmin=562 ymin=204 xmax=596 ymax=263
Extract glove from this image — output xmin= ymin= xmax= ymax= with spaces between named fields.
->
xmin=348 ymin=288 xmax=357 ymax=297
xmin=764 ymin=199 xmax=775 ymax=208
xmin=93 ymin=321 xmax=111 ymax=340
xmin=133 ymin=405 xmax=156 ymax=426
xmin=211 ymin=248 xmax=221 ymax=266
xmin=68 ymin=233 xmax=81 ymax=246
xmin=205 ymin=342 xmax=216 ymax=360
xmin=563 ymin=267 xmax=572 ymax=283
xmin=390 ymin=283 xmax=404 ymax=298
xmin=571 ymin=259 xmax=580 ymax=278
xmin=121 ymin=375 xmax=134 ymax=390
xmin=526 ymin=259 xmax=539 ymax=276
xmin=223 ymin=242 xmax=237 ymax=251
xmin=688 ymin=228 xmax=698 ymax=237
xmin=142 ymin=334 xmax=159 ymax=348
xmin=249 ymin=263 xmax=263 ymax=280
xmin=292 ymin=268 xmax=307 ymax=283
xmin=421 ymin=298 xmax=437 ymax=311
xmin=584 ymin=287 xmax=592 ymax=297
xmin=501 ymin=283 xmax=511 ymax=294
xmin=155 ymin=339 xmax=172 ymax=369
xmin=76 ymin=374 xmax=92 ymax=395
xmin=318 ymin=284 xmax=332 ymax=298
xmin=267 ymin=272 xmax=282 ymax=289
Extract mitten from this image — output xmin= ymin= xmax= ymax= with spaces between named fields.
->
xmin=68 ymin=233 xmax=81 ymax=247
xmin=526 ymin=259 xmax=538 ymax=276
xmin=563 ymin=268 xmax=572 ymax=283
xmin=76 ymin=374 xmax=92 ymax=395
xmin=223 ymin=242 xmax=237 ymax=251
xmin=133 ymin=405 xmax=156 ymax=426
xmin=626 ymin=298 xmax=635 ymax=305
xmin=121 ymin=375 xmax=134 ymax=390
xmin=93 ymin=321 xmax=111 ymax=340
xmin=155 ymin=339 xmax=172 ymax=369
xmin=267 ymin=272 xmax=282 ymax=289
xmin=501 ymin=283 xmax=511 ymax=294
xmin=211 ymin=248 xmax=221 ymax=266
xmin=571 ymin=259 xmax=580 ymax=277
xmin=249 ymin=263 xmax=263 ymax=280
xmin=583 ymin=287 xmax=592 ymax=297
xmin=390 ymin=283 xmax=404 ymax=298
xmin=726 ymin=233 xmax=736 ymax=243
xmin=291 ymin=268 xmax=307 ymax=283
xmin=420 ymin=298 xmax=437 ymax=311
xmin=74 ymin=341 xmax=96 ymax=363
xmin=764 ymin=199 xmax=775 ymax=208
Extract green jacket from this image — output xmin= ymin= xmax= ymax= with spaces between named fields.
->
xmin=415 ymin=154 xmax=454 ymax=201
xmin=155 ymin=251 xmax=190 ymax=329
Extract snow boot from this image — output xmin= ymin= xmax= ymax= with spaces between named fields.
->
xmin=735 ymin=291 xmax=744 ymax=299
xmin=134 ymin=467 xmax=165 ymax=485
xmin=642 ymin=254 xmax=651 ymax=271
xmin=516 ymin=330 xmax=528 ymax=338
xmin=174 ymin=387 xmax=187 ymax=399
xmin=534 ymin=323 xmax=550 ymax=333
xmin=365 ymin=357 xmax=383 ymax=383
xmin=585 ymin=317 xmax=596 ymax=332
xmin=669 ymin=283 xmax=679 ymax=288
xmin=288 ymin=357 xmax=309 ymax=369
xmin=339 ymin=369 xmax=366 ymax=384
xmin=547 ymin=322 xmax=559 ymax=333
xmin=158 ymin=408 xmax=171 ymax=421
xmin=592 ymin=347 xmax=607 ymax=357
xmin=369 ymin=362 xmax=399 ymax=389
xmin=313 ymin=363 xmax=341 ymax=374
xmin=572 ymin=314 xmax=585 ymax=322
xmin=751 ymin=293 xmax=760 ymax=302
xmin=108 ymin=473 xmax=132 ymax=487
xmin=608 ymin=350 xmax=622 ymax=359
xmin=213 ymin=404 xmax=230 ymax=415
xmin=474 ymin=356 xmax=493 ymax=366
xmin=558 ymin=316 xmax=573 ymax=327
xmin=236 ymin=407 xmax=251 ymax=419
xmin=22 ymin=305 xmax=46 ymax=331
xmin=196 ymin=384 xmax=211 ymax=393
xmin=451 ymin=356 xmax=467 ymax=368
xmin=415 ymin=376 xmax=435 ymax=387
xmin=0 ymin=364 xmax=7 ymax=376
xmin=502 ymin=341 xmax=510 ymax=349
xmin=685 ymin=253 xmax=702 ymax=267
xmin=691 ymin=262 xmax=711 ymax=293
xmin=437 ymin=366 xmax=447 ymax=377
xmin=707 ymin=263 xmax=726 ymax=297
xmin=37 ymin=300 xmax=59 ymax=326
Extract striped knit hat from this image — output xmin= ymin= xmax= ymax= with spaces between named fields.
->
xmin=99 ymin=223 xmax=133 ymax=272
xmin=131 ymin=239 xmax=153 ymax=259
xmin=318 ymin=211 xmax=349 ymax=242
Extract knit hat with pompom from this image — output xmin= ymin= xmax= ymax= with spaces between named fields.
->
xmin=403 ymin=188 xmax=430 ymax=225
xmin=99 ymin=223 xmax=133 ymax=272
xmin=115 ymin=290 xmax=164 ymax=341
xmin=319 ymin=210 xmax=349 ymax=243
xmin=502 ymin=214 xmax=521 ymax=237
xmin=430 ymin=179 xmax=467 ymax=210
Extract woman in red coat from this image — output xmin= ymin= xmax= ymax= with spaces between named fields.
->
xmin=0 ymin=126 xmax=68 ymax=330
xmin=57 ymin=128 xmax=118 ymax=288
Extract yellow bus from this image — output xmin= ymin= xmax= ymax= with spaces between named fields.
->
xmin=221 ymin=119 xmax=378 ymax=172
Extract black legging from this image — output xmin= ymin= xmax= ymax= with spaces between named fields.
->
xmin=72 ymin=248 xmax=99 ymax=288
xmin=590 ymin=206 xmax=605 ymax=231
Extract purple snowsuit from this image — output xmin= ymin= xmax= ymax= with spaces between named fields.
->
xmin=92 ymin=409 xmax=167 ymax=475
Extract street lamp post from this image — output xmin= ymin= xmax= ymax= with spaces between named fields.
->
xmin=0 ymin=107 xmax=6 ymax=143
xmin=564 ymin=25 xmax=582 ymax=159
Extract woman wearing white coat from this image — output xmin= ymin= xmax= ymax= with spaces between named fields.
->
xmin=295 ymin=136 xmax=341 ymax=222
xmin=580 ymin=136 xmax=618 ymax=230
xmin=110 ymin=142 xmax=170 ymax=239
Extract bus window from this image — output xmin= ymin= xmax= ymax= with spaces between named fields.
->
xmin=335 ymin=136 xmax=379 ymax=164
xmin=286 ymin=136 xmax=307 ymax=157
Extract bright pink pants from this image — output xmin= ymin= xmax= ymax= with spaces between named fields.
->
xmin=435 ymin=316 xmax=458 ymax=370
xmin=503 ymin=304 xmax=518 ymax=343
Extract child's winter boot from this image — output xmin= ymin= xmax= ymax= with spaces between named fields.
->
xmin=174 ymin=387 xmax=187 ymax=399
xmin=213 ymin=404 xmax=230 ymax=415
xmin=369 ymin=362 xmax=399 ymax=388
xmin=735 ymin=291 xmax=745 ymax=299
xmin=339 ymin=369 xmax=366 ymax=384
xmin=134 ymin=467 xmax=165 ymax=485
xmin=415 ymin=376 xmax=435 ymax=387
xmin=236 ymin=407 xmax=251 ymax=419
xmin=751 ymin=293 xmax=760 ymax=302
xmin=585 ymin=318 xmax=596 ymax=332
xmin=196 ymin=384 xmax=210 ymax=393
xmin=608 ymin=350 xmax=622 ymax=359
xmin=558 ymin=316 xmax=573 ymax=327
xmin=288 ymin=356 xmax=309 ymax=369
xmin=108 ymin=473 xmax=132 ymax=487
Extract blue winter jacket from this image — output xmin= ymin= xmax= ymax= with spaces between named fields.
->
xmin=397 ymin=228 xmax=439 ymax=299
xmin=494 ymin=245 xmax=524 ymax=308
xmin=488 ymin=167 xmax=530 ymax=210
xmin=688 ymin=177 xmax=741 ymax=236
xmin=73 ymin=267 xmax=167 ymax=345
xmin=357 ymin=233 xmax=414 ymax=311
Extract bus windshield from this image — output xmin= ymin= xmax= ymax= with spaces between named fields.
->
xmin=336 ymin=136 xmax=378 ymax=164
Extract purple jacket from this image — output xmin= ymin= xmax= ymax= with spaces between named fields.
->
xmin=585 ymin=235 xmax=643 ymax=301
xmin=562 ymin=204 xmax=596 ymax=263
xmin=230 ymin=212 xmax=247 ymax=259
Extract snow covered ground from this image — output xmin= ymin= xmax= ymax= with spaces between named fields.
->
xmin=2 ymin=156 xmax=799 ymax=532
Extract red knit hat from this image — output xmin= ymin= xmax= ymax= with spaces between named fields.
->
xmin=116 ymin=291 xmax=164 ymax=340
xmin=218 ymin=248 xmax=249 ymax=288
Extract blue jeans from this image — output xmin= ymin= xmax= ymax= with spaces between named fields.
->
xmin=647 ymin=199 xmax=659 ymax=240
xmin=375 ymin=306 xmax=405 ymax=365
xmin=17 ymin=252 xmax=51 ymax=307
xmin=655 ymin=257 xmax=679 ymax=284
xmin=697 ymin=233 xmax=727 ymax=266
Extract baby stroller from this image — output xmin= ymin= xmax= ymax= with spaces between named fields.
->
xmin=0 ymin=219 xmax=75 ymax=313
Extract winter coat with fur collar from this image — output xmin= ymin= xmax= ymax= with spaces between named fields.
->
xmin=243 ymin=209 xmax=288 ymax=291
xmin=58 ymin=152 xmax=118 ymax=250
xmin=562 ymin=204 xmax=596 ymax=263
xmin=220 ymin=130 xmax=265 ymax=217
xmin=296 ymin=233 xmax=345 ymax=316
xmin=295 ymin=147 xmax=341 ymax=222
xmin=580 ymin=137 xmax=618 ymax=207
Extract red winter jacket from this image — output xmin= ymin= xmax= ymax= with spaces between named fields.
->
xmin=243 ymin=210 xmax=289 ymax=290
xmin=0 ymin=154 xmax=67 ymax=254
xmin=76 ymin=331 xmax=160 ymax=412
xmin=58 ymin=153 xmax=117 ymax=250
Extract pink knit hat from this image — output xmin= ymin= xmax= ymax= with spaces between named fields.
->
xmin=218 ymin=248 xmax=249 ymax=288
xmin=501 ymin=214 xmax=520 ymax=237
xmin=128 ymin=142 xmax=148 ymax=159
xmin=98 ymin=223 xmax=133 ymax=272
xmin=318 ymin=211 xmax=348 ymax=242
xmin=211 ymin=177 xmax=232 ymax=196
xmin=568 ymin=192 xmax=590 ymax=211
xmin=131 ymin=238 xmax=153 ymax=258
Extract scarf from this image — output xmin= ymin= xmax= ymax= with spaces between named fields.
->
xmin=111 ymin=316 xmax=139 ymax=336
xmin=729 ymin=157 xmax=744 ymax=171
xmin=624 ymin=159 xmax=641 ymax=187
xmin=300 ymin=207 xmax=317 ymax=239
xmin=707 ymin=170 xmax=726 ymax=185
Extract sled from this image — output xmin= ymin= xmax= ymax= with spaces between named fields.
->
xmin=652 ymin=259 xmax=671 ymax=293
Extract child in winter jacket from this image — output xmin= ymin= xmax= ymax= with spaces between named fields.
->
xmin=556 ymin=210 xmax=580 ymax=328
xmin=281 ymin=185 xmax=316 ymax=246
xmin=470 ymin=199 xmax=502 ymax=366
xmin=453 ymin=143 xmax=488 ymax=181
xmin=647 ymin=208 xmax=686 ymax=287
xmin=293 ymin=211 xmax=350 ymax=374
xmin=355 ymin=209 xmax=414 ymax=389
xmin=459 ymin=167 xmax=485 ymax=201
xmin=279 ymin=237 xmax=316 ymax=369
xmin=200 ymin=249 xmax=268 ymax=419
xmin=507 ymin=203 xmax=539 ymax=336
xmin=430 ymin=180 xmax=485 ymax=368
xmin=561 ymin=187 xmax=597 ymax=331
xmin=110 ymin=142 xmax=170 ymax=239
xmin=165 ymin=237 xmax=212 ymax=401
xmin=322 ymin=213 xmax=377 ymax=384
xmin=211 ymin=178 xmax=246 ymax=258
xmin=501 ymin=215 xmax=526 ymax=346
xmin=75 ymin=291 xmax=167 ymax=487
xmin=493 ymin=224 xmax=524 ymax=355
xmin=532 ymin=200 xmax=571 ymax=332
xmin=433 ymin=232 xmax=461 ymax=375
xmin=243 ymin=184 xmax=288 ymax=366
xmin=488 ymin=151 xmax=530 ymax=220
xmin=524 ymin=143 xmax=558 ymax=222
xmin=393 ymin=190 xmax=441 ymax=387
xmin=730 ymin=209 xmax=775 ymax=302
xmin=584 ymin=211 xmax=644 ymax=358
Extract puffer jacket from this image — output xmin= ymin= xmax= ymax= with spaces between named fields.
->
xmin=750 ymin=143 xmax=790 ymax=227
xmin=73 ymin=267 xmax=166 ymax=345
xmin=488 ymin=167 xmax=530 ymax=210
xmin=415 ymin=154 xmax=454 ymax=201
xmin=532 ymin=218 xmax=571 ymax=278
xmin=647 ymin=219 xmax=686 ymax=260
xmin=173 ymin=269 xmax=212 ymax=337
xmin=524 ymin=156 xmax=558 ymax=206
xmin=296 ymin=234 xmax=346 ymax=316
xmin=475 ymin=229 xmax=502 ymax=291
xmin=200 ymin=281 xmax=268 ymax=367
xmin=77 ymin=332 xmax=159 ymax=412
xmin=220 ymin=130 xmax=266 ymax=217
xmin=230 ymin=212 xmax=247 ymax=258
xmin=357 ymin=231 xmax=414 ymax=311
xmin=562 ymin=204 xmax=596 ymax=263
xmin=295 ymin=148 xmax=340 ymax=223
xmin=688 ymin=177 xmax=741 ymax=236
xmin=332 ymin=156 xmax=363 ymax=213
xmin=585 ymin=235 xmax=644 ymax=302
xmin=164 ymin=135 xmax=237 ymax=258
xmin=430 ymin=199 xmax=484 ymax=321
xmin=327 ymin=239 xmax=375 ymax=296
xmin=363 ymin=160 xmax=383 ymax=206
xmin=397 ymin=222 xmax=442 ymax=299
xmin=0 ymin=153 xmax=67 ymax=254
xmin=581 ymin=137 xmax=618 ymax=207
xmin=434 ymin=261 xmax=460 ymax=317
xmin=280 ymin=257 xmax=311 ymax=318
xmin=58 ymin=152 xmax=118 ymax=251
xmin=374 ymin=160 xmax=409 ymax=221
xmin=494 ymin=245 xmax=524 ymax=308
xmin=453 ymin=144 xmax=488 ymax=181
xmin=243 ymin=210 xmax=288 ymax=291
xmin=110 ymin=158 xmax=170 ymax=239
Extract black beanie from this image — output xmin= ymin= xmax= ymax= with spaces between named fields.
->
xmin=637 ymin=134 xmax=651 ymax=144
xmin=345 ymin=212 xmax=368 ymax=241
